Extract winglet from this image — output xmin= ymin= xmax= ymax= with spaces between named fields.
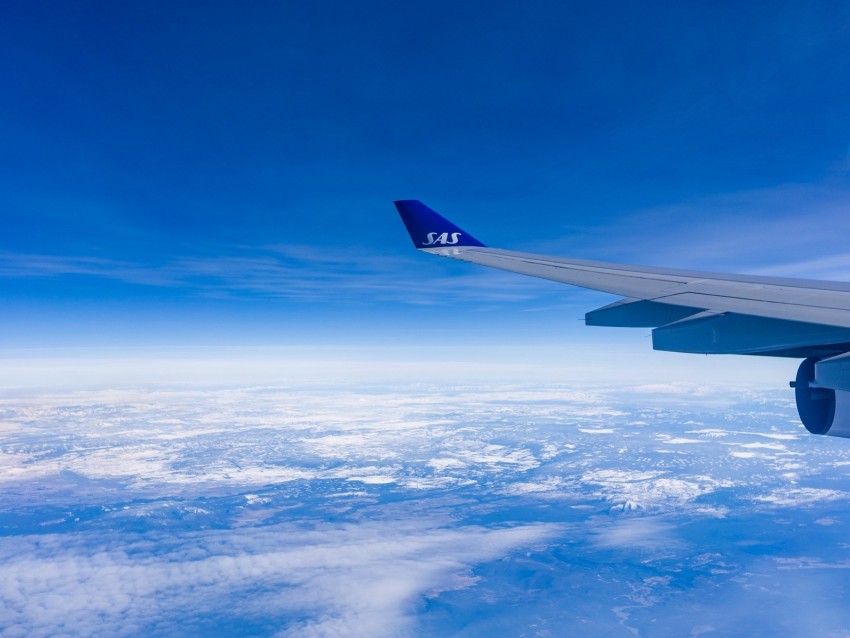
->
xmin=394 ymin=200 xmax=486 ymax=249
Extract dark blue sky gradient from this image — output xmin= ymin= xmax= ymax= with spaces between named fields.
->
xmin=3 ymin=1 xmax=850 ymax=348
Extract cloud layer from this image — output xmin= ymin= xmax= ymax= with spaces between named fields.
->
xmin=3 ymin=383 xmax=850 ymax=635
xmin=0 ymin=520 xmax=558 ymax=638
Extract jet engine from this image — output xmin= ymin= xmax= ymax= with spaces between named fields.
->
xmin=793 ymin=357 xmax=850 ymax=438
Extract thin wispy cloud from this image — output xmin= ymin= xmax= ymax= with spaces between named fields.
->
xmin=0 ymin=245 xmax=566 ymax=305
xmin=750 ymin=253 xmax=850 ymax=281
xmin=532 ymin=182 xmax=850 ymax=280
xmin=0 ymin=520 xmax=559 ymax=638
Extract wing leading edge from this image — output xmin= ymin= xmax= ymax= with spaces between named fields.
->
xmin=393 ymin=200 xmax=850 ymax=359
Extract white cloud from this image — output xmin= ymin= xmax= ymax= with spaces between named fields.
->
xmin=755 ymin=487 xmax=847 ymax=507
xmin=0 ymin=520 xmax=560 ymax=638
xmin=589 ymin=517 xmax=678 ymax=552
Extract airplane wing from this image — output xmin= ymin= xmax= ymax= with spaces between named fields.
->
xmin=394 ymin=199 xmax=850 ymax=437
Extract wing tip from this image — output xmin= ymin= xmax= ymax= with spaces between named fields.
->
xmin=394 ymin=200 xmax=485 ymax=249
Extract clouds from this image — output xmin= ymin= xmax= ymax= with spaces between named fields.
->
xmin=4 ymin=382 xmax=850 ymax=634
xmin=0 ymin=381 xmax=841 ymax=520
xmin=0 ymin=520 xmax=559 ymax=638
xmin=0 ymin=244 xmax=561 ymax=306
xmin=0 ymin=386 xmax=587 ymax=494
xmin=8 ymin=182 xmax=850 ymax=310
xmin=533 ymin=181 xmax=850 ymax=278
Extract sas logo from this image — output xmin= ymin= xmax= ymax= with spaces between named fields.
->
xmin=423 ymin=232 xmax=461 ymax=246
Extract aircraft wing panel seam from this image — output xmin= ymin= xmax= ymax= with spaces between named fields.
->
xmin=652 ymin=292 xmax=850 ymax=329
xmin=455 ymin=252 xmax=693 ymax=285
xmin=653 ymin=290 xmax=850 ymax=314
xmin=448 ymin=247 xmax=850 ymax=293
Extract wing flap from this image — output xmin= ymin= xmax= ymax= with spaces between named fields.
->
xmin=652 ymin=312 xmax=850 ymax=355
xmin=585 ymin=298 xmax=703 ymax=327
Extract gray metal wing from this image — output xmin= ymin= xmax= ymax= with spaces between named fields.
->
xmin=395 ymin=199 xmax=850 ymax=358
xmin=436 ymin=246 xmax=850 ymax=357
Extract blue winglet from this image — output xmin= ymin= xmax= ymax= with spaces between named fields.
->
xmin=394 ymin=200 xmax=486 ymax=249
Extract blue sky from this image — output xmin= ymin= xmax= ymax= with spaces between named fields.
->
xmin=3 ymin=1 xmax=850 ymax=375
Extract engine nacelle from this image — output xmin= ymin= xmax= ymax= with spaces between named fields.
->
xmin=794 ymin=358 xmax=850 ymax=438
